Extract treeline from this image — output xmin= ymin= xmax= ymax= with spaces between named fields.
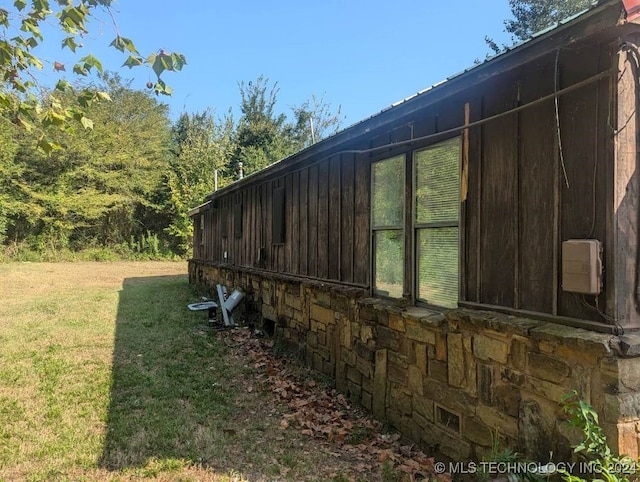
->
xmin=0 ymin=74 xmax=341 ymax=261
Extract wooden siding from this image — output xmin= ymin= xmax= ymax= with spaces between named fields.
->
xmin=462 ymin=44 xmax=614 ymax=322
xmin=197 ymin=154 xmax=371 ymax=287
xmin=194 ymin=38 xmax=619 ymax=323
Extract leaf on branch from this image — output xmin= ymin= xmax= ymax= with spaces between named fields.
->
xmin=36 ymin=137 xmax=61 ymax=155
xmin=53 ymin=61 xmax=65 ymax=71
xmin=42 ymin=108 xmax=66 ymax=128
xmin=0 ymin=9 xmax=9 ymax=27
xmin=59 ymin=6 xmax=89 ymax=33
xmin=152 ymin=79 xmax=172 ymax=96
xmin=151 ymin=52 xmax=168 ymax=77
xmin=80 ymin=116 xmax=93 ymax=129
xmin=24 ymin=51 xmax=43 ymax=70
xmin=14 ymin=0 xmax=27 ymax=11
xmin=61 ymin=36 xmax=77 ymax=52
xmin=170 ymin=52 xmax=186 ymax=71
xmin=16 ymin=115 xmax=34 ymax=132
xmin=79 ymin=53 xmax=103 ymax=73
xmin=0 ymin=92 xmax=13 ymax=109
xmin=72 ymin=63 xmax=88 ymax=76
xmin=110 ymin=35 xmax=139 ymax=54
xmin=20 ymin=19 xmax=43 ymax=40
xmin=122 ymin=55 xmax=143 ymax=69
xmin=76 ymin=90 xmax=93 ymax=107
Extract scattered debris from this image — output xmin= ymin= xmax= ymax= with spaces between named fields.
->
xmin=219 ymin=328 xmax=452 ymax=482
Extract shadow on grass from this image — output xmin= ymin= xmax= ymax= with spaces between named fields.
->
xmin=99 ymin=274 xmax=240 ymax=472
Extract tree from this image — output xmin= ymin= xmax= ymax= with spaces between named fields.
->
xmin=232 ymin=76 xmax=290 ymax=174
xmin=166 ymin=110 xmax=235 ymax=254
xmin=3 ymin=73 xmax=173 ymax=251
xmin=232 ymin=76 xmax=343 ymax=176
xmin=486 ymin=0 xmax=591 ymax=53
xmin=0 ymin=1 xmax=185 ymax=151
xmin=287 ymin=94 xmax=343 ymax=150
xmin=0 ymin=114 xmax=20 ymax=245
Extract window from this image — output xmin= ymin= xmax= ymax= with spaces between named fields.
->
xmin=234 ymin=202 xmax=242 ymax=238
xmin=371 ymin=155 xmax=405 ymax=298
xmin=272 ymin=186 xmax=286 ymax=244
xmin=220 ymin=202 xmax=228 ymax=238
xmin=414 ymin=138 xmax=460 ymax=308
xmin=370 ymin=137 xmax=460 ymax=308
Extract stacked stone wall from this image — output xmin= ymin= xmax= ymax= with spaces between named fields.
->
xmin=189 ymin=261 xmax=640 ymax=461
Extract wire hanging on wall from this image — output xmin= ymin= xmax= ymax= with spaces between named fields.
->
xmin=555 ymin=48 xmax=571 ymax=189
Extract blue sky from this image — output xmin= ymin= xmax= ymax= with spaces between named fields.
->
xmin=35 ymin=1 xmax=515 ymax=128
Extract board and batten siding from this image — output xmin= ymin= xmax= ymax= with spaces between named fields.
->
xmin=194 ymin=36 xmax=620 ymax=325
xmin=196 ymin=153 xmax=371 ymax=287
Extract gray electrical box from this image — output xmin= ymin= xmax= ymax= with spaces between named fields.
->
xmin=561 ymin=239 xmax=602 ymax=295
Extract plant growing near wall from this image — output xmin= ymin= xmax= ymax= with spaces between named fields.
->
xmin=559 ymin=390 xmax=636 ymax=482
xmin=478 ymin=432 xmax=545 ymax=482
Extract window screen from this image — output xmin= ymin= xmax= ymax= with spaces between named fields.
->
xmin=414 ymin=137 xmax=460 ymax=308
xmin=372 ymin=155 xmax=404 ymax=228
xmin=372 ymin=155 xmax=405 ymax=298
xmin=374 ymin=230 xmax=404 ymax=298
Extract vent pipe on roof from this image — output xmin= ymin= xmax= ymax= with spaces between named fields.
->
xmin=623 ymin=0 xmax=640 ymax=21
xmin=238 ymin=161 xmax=244 ymax=180
xmin=310 ymin=116 xmax=316 ymax=144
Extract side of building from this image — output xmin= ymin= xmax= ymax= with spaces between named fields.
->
xmin=189 ymin=0 xmax=640 ymax=460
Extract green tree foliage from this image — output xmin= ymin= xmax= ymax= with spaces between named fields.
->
xmin=0 ymin=115 xmax=20 ymax=245
xmin=0 ymin=0 xmax=185 ymax=151
xmin=166 ymin=110 xmax=235 ymax=254
xmin=486 ymin=0 xmax=591 ymax=53
xmin=1 ymin=70 xmax=343 ymax=259
xmin=232 ymin=76 xmax=342 ymax=176
xmin=232 ymin=76 xmax=292 ymax=175
xmin=3 ymin=74 xmax=173 ymax=253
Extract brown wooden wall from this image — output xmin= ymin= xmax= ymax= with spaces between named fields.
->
xmin=194 ymin=152 xmax=371 ymax=287
xmin=463 ymin=43 xmax=614 ymax=322
xmin=193 ymin=38 xmax=618 ymax=323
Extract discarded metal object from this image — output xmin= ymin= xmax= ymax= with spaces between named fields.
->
xmin=217 ymin=284 xmax=244 ymax=328
xmin=187 ymin=300 xmax=219 ymax=328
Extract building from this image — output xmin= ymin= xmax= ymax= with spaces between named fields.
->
xmin=189 ymin=0 xmax=640 ymax=461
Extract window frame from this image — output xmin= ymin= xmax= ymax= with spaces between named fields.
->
xmin=370 ymin=136 xmax=462 ymax=309
xmin=412 ymin=137 xmax=461 ymax=309
xmin=370 ymin=154 xmax=406 ymax=299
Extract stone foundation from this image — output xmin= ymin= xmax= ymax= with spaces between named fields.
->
xmin=189 ymin=261 xmax=640 ymax=461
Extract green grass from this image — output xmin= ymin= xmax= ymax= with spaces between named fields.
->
xmin=0 ymin=262 xmax=397 ymax=482
xmin=0 ymin=262 xmax=248 ymax=481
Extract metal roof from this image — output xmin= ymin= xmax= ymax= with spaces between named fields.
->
xmin=354 ymin=1 xmax=604 ymax=129
xmin=196 ymin=0 xmax=626 ymax=205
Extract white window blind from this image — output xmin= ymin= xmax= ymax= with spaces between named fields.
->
xmin=414 ymin=138 xmax=460 ymax=308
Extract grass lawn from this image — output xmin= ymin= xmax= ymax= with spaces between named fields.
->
xmin=0 ymin=262 xmax=440 ymax=482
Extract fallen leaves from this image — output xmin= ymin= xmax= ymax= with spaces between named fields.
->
xmin=219 ymin=328 xmax=451 ymax=482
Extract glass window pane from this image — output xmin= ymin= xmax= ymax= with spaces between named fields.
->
xmin=415 ymin=138 xmax=460 ymax=224
xmin=374 ymin=230 xmax=404 ymax=298
xmin=372 ymin=155 xmax=405 ymax=227
xmin=417 ymin=227 xmax=458 ymax=308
